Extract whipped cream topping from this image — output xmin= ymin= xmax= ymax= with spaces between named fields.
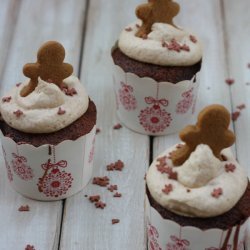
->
xmin=118 ymin=22 xmax=202 ymax=66
xmin=146 ymin=144 xmax=248 ymax=218
xmin=0 ymin=76 xmax=89 ymax=133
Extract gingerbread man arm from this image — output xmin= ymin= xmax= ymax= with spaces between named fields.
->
xmin=222 ymin=130 xmax=236 ymax=148
xmin=61 ymin=63 xmax=73 ymax=79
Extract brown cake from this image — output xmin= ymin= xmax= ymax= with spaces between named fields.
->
xmin=112 ymin=47 xmax=201 ymax=83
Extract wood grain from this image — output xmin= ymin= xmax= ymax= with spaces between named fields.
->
xmin=0 ymin=0 xmax=87 ymax=249
xmin=60 ymin=1 xmax=149 ymax=250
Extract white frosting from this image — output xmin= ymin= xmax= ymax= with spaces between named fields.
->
xmin=118 ymin=22 xmax=202 ymax=66
xmin=146 ymin=144 xmax=248 ymax=218
xmin=0 ymin=76 xmax=89 ymax=133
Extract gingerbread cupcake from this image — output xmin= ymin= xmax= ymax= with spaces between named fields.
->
xmin=112 ymin=0 xmax=202 ymax=135
xmin=0 ymin=41 xmax=97 ymax=201
xmin=146 ymin=105 xmax=249 ymax=249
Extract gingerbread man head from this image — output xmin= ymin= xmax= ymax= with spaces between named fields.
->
xmin=171 ymin=104 xmax=236 ymax=166
xmin=135 ymin=0 xmax=180 ymax=38
xmin=21 ymin=41 xmax=73 ymax=97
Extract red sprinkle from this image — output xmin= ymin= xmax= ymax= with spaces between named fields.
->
xmin=113 ymin=123 xmax=122 ymax=130
xmin=190 ymin=35 xmax=197 ymax=43
xmin=232 ymin=111 xmax=240 ymax=121
xmin=89 ymin=195 xmax=101 ymax=203
xmin=18 ymin=205 xmax=30 ymax=212
xmin=211 ymin=188 xmax=223 ymax=198
xmin=162 ymin=184 xmax=173 ymax=195
xmin=107 ymin=160 xmax=124 ymax=171
xmin=57 ymin=107 xmax=66 ymax=115
xmin=181 ymin=44 xmax=190 ymax=52
xmin=125 ymin=27 xmax=132 ymax=32
xmin=113 ymin=192 xmax=122 ymax=198
xmin=25 ymin=245 xmax=35 ymax=250
xmin=2 ymin=96 xmax=11 ymax=102
xmin=107 ymin=185 xmax=118 ymax=192
xmin=225 ymin=78 xmax=235 ymax=85
xmin=236 ymin=104 xmax=246 ymax=110
xmin=92 ymin=176 xmax=110 ymax=187
xmin=13 ymin=110 xmax=23 ymax=117
xmin=225 ymin=163 xmax=236 ymax=173
xmin=112 ymin=219 xmax=120 ymax=224
xmin=95 ymin=201 xmax=106 ymax=209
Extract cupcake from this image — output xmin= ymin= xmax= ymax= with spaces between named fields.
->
xmin=0 ymin=41 xmax=97 ymax=201
xmin=112 ymin=0 xmax=202 ymax=135
xmin=146 ymin=104 xmax=250 ymax=249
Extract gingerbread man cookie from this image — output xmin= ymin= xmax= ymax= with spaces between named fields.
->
xmin=21 ymin=41 xmax=73 ymax=97
xmin=171 ymin=104 xmax=236 ymax=166
xmin=135 ymin=0 xmax=180 ymax=38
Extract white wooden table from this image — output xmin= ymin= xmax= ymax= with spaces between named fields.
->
xmin=0 ymin=0 xmax=249 ymax=249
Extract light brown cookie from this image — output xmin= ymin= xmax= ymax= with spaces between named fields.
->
xmin=21 ymin=41 xmax=73 ymax=97
xmin=171 ymin=104 xmax=236 ymax=166
xmin=135 ymin=0 xmax=180 ymax=38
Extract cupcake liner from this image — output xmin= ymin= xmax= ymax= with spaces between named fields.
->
xmin=112 ymin=64 xmax=200 ymax=136
xmin=146 ymin=196 xmax=247 ymax=250
xmin=0 ymin=125 xmax=96 ymax=201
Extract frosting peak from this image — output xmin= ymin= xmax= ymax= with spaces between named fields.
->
xmin=0 ymin=76 xmax=89 ymax=133
xmin=118 ymin=22 xmax=202 ymax=66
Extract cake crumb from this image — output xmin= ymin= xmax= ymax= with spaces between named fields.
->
xmin=112 ymin=219 xmax=120 ymax=224
xmin=225 ymin=78 xmax=235 ymax=86
xmin=232 ymin=111 xmax=240 ymax=121
xmin=18 ymin=205 xmax=30 ymax=212
xmin=113 ymin=123 xmax=122 ymax=130
xmin=84 ymin=194 xmax=88 ymax=197
xmin=16 ymin=82 xmax=22 ymax=87
xmin=57 ymin=107 xmax=66 ymax=115
xmin=125 ymin=27 xmax=132 ymax=32
xmin=96 ymin=128 xmax=101 ymax=134
xmin=25 ymin=245 xmax=35 ymax=250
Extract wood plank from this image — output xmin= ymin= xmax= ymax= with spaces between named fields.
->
xmin=0 ymin=0 xmax=20 ymax=83
xmin=0 ymin=0 xmax=87 ymax=249
xmin=60 ymin=1 xmax=149 ymax=249
xmin=222 ymin=0 xmax=250 ymax=247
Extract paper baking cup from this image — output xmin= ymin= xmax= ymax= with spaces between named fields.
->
xmin=0 ymin=126 xmax=96 ymax=201
xmin=112 ymin=64 xmax=200 ymax=136
xmin=146 ymin=196 xmax=247 ymax=250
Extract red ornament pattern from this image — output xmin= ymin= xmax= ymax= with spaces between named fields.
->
xmin=176 ymin=88 xmax=194 ymax=114
xmin=37 ymin=159 xmax=73 ymax=198
xmin=139 ymin=97 xmax=172 ymax=133
xmin=88 ymin=136 xmax=96 ymax=163
xmin=2 ymin=146 xmax=13 ymax=182
xmin=166 ymin=235 xmax=190 ymax=250
xmin=147 ymin=224 xmax=162 ymax=250
xmin=11 ymin=153 xmax=33 ymax=180
xmin=118 ymin=81 xmax=137 ymax=111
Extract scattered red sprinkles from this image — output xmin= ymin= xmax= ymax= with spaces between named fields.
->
xmin=107 ymin=185 xmax=118 ymax=192
xmin=156 ymin=156 xmax=178 ymax=180
xmin=112 ymin=219 xmax=120 ymax=224
xmin=162 ymin=184 xmax=173 ymax=195
xmin=236 ymin=104 xmax=246 ymax=110
xmin=113 ymin=192 xmax=122 ymax=198
xmin=190 ymin=35 xmax=197 ymax=43
xmin=106 ymin=160 xmax=124 ymax=171
xmin=225 ymin=78 xmax=235 ymax=86
xmin=232 ymin=111 xmax=240 ymax=121
xmin=113 ymin=123 xmax=122 ymax=130
xmin=166 ymin=39 xmax=181 ymax=52
xmin=57 ymin=107 xmax=66 ymax=115
xmin=211 ymin=188 xmax=223 ymax=198
xmin=225 ymin=163 xmax=236 ymax=173
xmin=96 ymin=128 xmax=101 ymax=134
xmin=2 ymin=96 xmax=11 ymax=102
xmin=18 ymin=205 xmax=30 ymax=212
xmin=95 ymin=201 xmax=106 ymax=209
xmin=89 ymin=195 xmax=101 ymax=203
xmin=125 ymin=27 xmax=132 ymax=32
xmin=16 ymin=82 xmax=22 ymax=87
xmin=13 ymin=109 xmax=23 ymax=117
xmin=92 ymin=176 xmax=110 ymax=187
xmin=25 ymin=245 xmax=35 ymax=250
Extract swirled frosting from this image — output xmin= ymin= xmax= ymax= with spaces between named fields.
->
xmin=118 ymin=22 xmax=202 ymax=66
xmin=0 ymin=76 xmax=89 ymax=133
xmin=146 ymin=144 xmax=248 ymax=218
